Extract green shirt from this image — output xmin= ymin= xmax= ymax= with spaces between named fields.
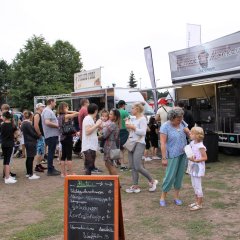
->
xmin=119 ymin=108 xmax=129 ymax=129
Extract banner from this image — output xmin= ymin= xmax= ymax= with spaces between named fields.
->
xmin=169 ymin=31 xmax=240 ymax=83
xmin=186 ymin=24 xmax=201 ymax=48
xmin=144 ymin=46 xmax=158 ymax=112
xmin=74 ymin=68 xmax=101 ymax=91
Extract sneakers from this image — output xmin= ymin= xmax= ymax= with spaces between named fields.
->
xmin=28 ymin=174 xmax=40 ymax=180
xmin=92 ymin=168 xmax=103 ymax=174
xmin=3 ymin=172 xmax=17 ymax=179
xmin=41 ymin=159 xmax=47 ymax=164
xmin=126 ymin=186 xmax=141 ymax=193
xmin=47 ymin=169 xmax=61 ymax=176
xmin=5 ymin=177 xmax=17 ymax=184
xmin=120 ymin=166 xmax=128 ymax=171
xmin=149 ymin=180 xmax=158 ymax=192
xmin=145 ymin=157 xmax=152 ymax=162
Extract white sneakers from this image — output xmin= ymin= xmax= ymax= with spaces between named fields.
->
xmin=149 ymin=180 xmax=158 ymax=192
xmin=145 ymin=157 xmax=152 ymax=162
xmin=126 ymin=186 xmax=141 ymax=193
xmin=5 ymin=177 xmax=17 ymax=184
xmin=28 ymin=174 xmax=40 ymax=180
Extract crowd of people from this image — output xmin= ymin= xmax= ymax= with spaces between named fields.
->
xmin=0 ymin=98 xmax=207 ymax=211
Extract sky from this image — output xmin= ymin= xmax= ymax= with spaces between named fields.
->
xmin=1 ymin=0 xmax=240 ymax=90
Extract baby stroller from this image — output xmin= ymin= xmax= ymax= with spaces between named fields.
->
xmin=14 ymin=140 xmax=22 ymax=158
xmin=72 ymin=136 xmax=82 ymax=158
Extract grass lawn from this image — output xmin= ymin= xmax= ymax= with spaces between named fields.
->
xmin=0 ymin=152 xmax=239 ymax=240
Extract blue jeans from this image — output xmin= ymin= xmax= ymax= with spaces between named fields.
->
xmin=45 ymin=136 xmax=58 ymax=172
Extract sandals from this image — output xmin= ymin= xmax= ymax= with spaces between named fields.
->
xmin=188 ymin=202 xmax=197 ymax=208
xmin=190 ymin=204 xmax=202 ymax=211
xmin=159 ymin=200 xmax=167 ymax=207
xmin=174 ymin=199 xmax=183 ymax=206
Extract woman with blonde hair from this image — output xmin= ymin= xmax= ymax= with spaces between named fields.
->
xmin=125 ymin=102 xmax=158 ymax=193
xmin=58 ymin=102 xmax=79 ymax=177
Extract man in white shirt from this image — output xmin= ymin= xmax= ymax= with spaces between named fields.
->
xmin=82 ymin=103 xmax=102 ymax=175
xmin=155 ymin=99 xmax=173 ymax=126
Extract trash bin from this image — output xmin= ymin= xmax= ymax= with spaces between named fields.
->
xmin=203 ymin=131 xmax=219 ymax=162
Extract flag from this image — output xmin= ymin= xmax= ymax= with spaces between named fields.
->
xmin=186 ymin=23 xmax=201 ymax=47
xmin=144 ymin=46 xmax=158 ymax=113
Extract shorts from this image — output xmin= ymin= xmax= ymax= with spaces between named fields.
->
xmin=36 ymin=136 xmax=45 ymax=156
xmin=83 ymin=149 xmax=96 ymax=174
xmin=2 ymin=146 xmax=14 ymax=165
xmin=145 ymin=136 xmax=151 ymax=150
xmin=150 ymin=137 xmax=158 ymax=148
xmin=119 ymin=129 xmax=129 ymax=150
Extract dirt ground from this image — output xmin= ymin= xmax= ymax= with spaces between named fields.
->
xmin=0 ymin=152 xmax=240 ymax=240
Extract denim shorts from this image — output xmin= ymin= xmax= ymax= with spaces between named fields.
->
xmin=36 ymin=136 xmax=45 ymax=156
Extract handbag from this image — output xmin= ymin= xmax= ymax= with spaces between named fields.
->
xmin=123 ymin=137 xmax=137 ymax=152
xmin=61 ymin=117 xmax=76 ymax=136
xmin=123 ymin=135 xmax=143 ymax=152
xmin=109 ymin=149 xmax=121 ymax=160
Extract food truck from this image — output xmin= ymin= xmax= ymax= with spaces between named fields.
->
xmin=69 ymin=68 xmax=153 ymax=115
xmin=168 ymin=31 xmax=240 ymax=154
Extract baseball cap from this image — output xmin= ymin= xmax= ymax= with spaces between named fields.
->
xmin=158 ymin=98 xmax=168 ymax=105
xmin=35 ymin=103 xmax=45 ymax=109
xmin=118 ymin=100 xmax=127 ymax=106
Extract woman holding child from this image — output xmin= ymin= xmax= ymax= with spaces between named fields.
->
xmin=101 ymin=109 xmax=121 ymax=175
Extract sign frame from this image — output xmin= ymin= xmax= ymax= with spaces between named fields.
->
xmin=64 ymin=175 xmax=120 ymax=240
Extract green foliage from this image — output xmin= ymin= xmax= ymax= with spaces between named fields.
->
xmin=146 ymin=90 xmax=168 ymax=100
xmin=128 ymin=71 xmax=137 ymax=88
xmin=9 ymin=35 xmax=83 ymax=110
xmin=0 ymin=59 xmax=11 ymax=104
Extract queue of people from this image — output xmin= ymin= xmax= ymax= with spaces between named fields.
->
xmin=0 ymin=98 xmax=208 ymax=211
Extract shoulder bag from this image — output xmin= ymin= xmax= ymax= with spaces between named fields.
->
xmin=109 ymin=124 xmax=121 ymax=160
xmin=61 ymin=115 xmax=76 ymax=136
xmin=123 ymin=135 xmax=143 ymax=152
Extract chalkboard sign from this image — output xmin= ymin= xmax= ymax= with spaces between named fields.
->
xmin=64 ymin=175 xmax=121 ymax=240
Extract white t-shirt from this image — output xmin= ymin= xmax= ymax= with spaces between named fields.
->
xmin=81 ymin=115 xmax=98 ymax=152
xmin=156 ymin=105 xmax=173 ymax=125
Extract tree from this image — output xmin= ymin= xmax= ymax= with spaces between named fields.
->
xmin=52 ymin=40 xmax=83 ymax=90
xmin=0 ymin=60 xmax=11 ymax=105
xmin=9 ymin=35 xmax=83 ymax=110
xmin=146 ymin=90 xmax=168 ymax=100
xmin=128 ymin=71 xmax=137 ymax=88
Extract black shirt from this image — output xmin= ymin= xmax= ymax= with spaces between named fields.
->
xmin=33 ymin=113 xmax=44 ymax=136
xmin=1 ymin=122 xmax=17 ymax=148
